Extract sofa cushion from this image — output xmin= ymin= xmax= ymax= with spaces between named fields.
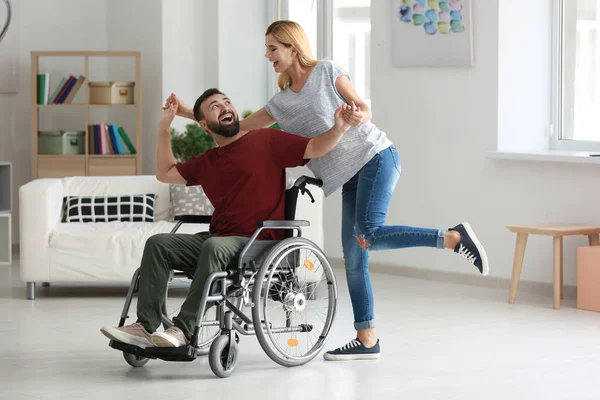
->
xmin=63 ymin=194 xmax=156 ymax=223
xmin=169 ymin=184 xmax=214 ymax=219
xmin=61 ymin=176 xmax=171 ymax=221
xmin=48 ymin=220 xmax=210 ymax=281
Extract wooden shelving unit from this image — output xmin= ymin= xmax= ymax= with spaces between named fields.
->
xmin=0 ymin=162 xmax=12 ymax=265
xmin=30 ymin=51 xmax=142 ymax=179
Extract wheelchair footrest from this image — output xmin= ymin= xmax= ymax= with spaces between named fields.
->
xmin=144 ymin=345 xmax=197 ymax=362
xmin=109 ymin=340 xmax=198 ymax=362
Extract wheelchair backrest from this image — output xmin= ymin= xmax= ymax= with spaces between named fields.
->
xmin=284 ymin=186 xmax=301 ymax=222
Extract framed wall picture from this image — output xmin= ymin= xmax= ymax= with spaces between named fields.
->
xmin=391 ymin=0 xmax=474 ymax=67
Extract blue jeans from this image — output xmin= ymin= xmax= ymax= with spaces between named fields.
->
xmin=341 ymin=145 xmax=445 ymax=330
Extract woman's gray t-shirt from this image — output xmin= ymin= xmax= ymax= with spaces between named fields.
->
xmin=265 ymin=60 xmax=392 ymax=197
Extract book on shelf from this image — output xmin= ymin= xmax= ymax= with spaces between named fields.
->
xmin=88 ymin=123 xmax=136 ymax=155
xmin=37 ymin=73 xmax=50 ymax=104
xmin=38 ymin=73 xmax=86 ymax=104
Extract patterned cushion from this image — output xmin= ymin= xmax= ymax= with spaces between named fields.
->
xmin=63 ymin=194 xmax=156 ymax=223
xmin=169 ymin=184 xmax=214 ymax=219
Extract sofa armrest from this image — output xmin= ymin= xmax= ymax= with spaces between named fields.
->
xmin=19 ymin=179 xmax=64 ymax=282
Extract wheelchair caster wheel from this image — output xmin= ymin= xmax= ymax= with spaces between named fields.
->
xmin=123 ymin=352 xmax=149 ymax=367
xmin=209 ymin=334 xmax=238 ymax=378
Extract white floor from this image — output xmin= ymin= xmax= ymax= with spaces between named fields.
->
xmin=2 ymin=254 xmax=600 ymax=400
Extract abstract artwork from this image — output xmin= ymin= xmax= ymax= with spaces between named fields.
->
xmin=0 ymin=0 xmax=17 ymax=93
xmin=391 ymin=0 xmax=473 ymax=67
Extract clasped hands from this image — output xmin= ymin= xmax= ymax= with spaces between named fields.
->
xmin=340 ymin=101 xmax=363 ymax=127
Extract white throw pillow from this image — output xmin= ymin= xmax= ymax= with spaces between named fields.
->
xmin=169 ymin=184 xmax=214 ymax=220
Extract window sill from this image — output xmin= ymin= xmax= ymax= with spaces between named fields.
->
xmin=486 ymin=150 xmax=600 ymax=165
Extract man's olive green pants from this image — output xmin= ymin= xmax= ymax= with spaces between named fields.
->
xmin=135 ymin=232 xmax=249 ymax=339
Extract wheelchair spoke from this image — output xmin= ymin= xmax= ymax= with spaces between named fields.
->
xmin=257 ymin=243 xmax=336 ymax=362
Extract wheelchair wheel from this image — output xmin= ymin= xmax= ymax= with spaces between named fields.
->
xmin=209 ymin=334 xmax=238 ymax=378
xmin=123 ymin=352 xmax=149 ymax=367
xmin=252 ymin=237 xmax=337 ymax=368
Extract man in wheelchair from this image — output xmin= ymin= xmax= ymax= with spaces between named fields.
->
xmin=100 ymin=88 xmax=349 ymax=349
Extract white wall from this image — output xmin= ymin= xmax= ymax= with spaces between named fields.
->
xmin=0 ymin=0 xmax=162 ymax=244
xmin=162 ymin=0 xmax=205 ymax=132
xmin=498 ymin=0 xmax=552 ymax=152
xmin=321 ymin=0 xmax=600 ymax=287
xmin=0 ymin=0 xmax=109 ymax=245
xmin=161 ymin=0 xmax=269 ymax=129
xmin=106 ymin=0 xmax=162 ymax=176
xmin=217 ymin=0 xmax=269 ymax=114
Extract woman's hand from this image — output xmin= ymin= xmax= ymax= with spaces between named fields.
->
xmin=159 ymin=101 xmax=178 ymax=132
xmin=163 ymin=93 xmax=193 ymax=118
xmin=342 ymin=101 xmax=363 ymax=127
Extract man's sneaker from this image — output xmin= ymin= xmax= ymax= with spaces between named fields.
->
xmin=323 ymin=338 xmax=380 ymax=361
xmin=150 ymin=326 xmax=189 ymax=347
xmin=100 ymin=322 xmax=154 ymax=348
xmin=449 ymin=222 xmax=489 ymax=276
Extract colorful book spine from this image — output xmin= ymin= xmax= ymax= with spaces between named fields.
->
xmin=48 ymin=77 xmax=67 ymax=104
xmin=56 ymin=77 xmax=77 ymax=104
xmin=53 ymin=75 xmax=75 ymax=104
xmin=63 ymin=75 xmax=86 ymax=104
xmin=105 ymin=123 xmax=114 ymax=154
xmin=117 ymin=126 xmax=136 ymax=154
xmin=99 ymin=123 xmax=107 ymax=154
xmin=37 ymin=74 xmax=45 ymax=104
xmin=110 ymin=124 xmax=126 ymax=154
xmin=106 ymin=124 xmax=119 ymax=154
xmin=88 ymin=125 xmax=95 ymax=154
xmin=43 ymin=73 xmax=50 ymax=104
xmin=94 ymin=124 xmax=100 ymax=154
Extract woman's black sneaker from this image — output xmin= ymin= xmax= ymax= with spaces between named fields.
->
xmin=449 ymin=222 xmax=489 ymax=275
xmin=323 ymin=338 xmax=380 ymax=361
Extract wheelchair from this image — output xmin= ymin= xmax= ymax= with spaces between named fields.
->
xmin=108 ymin=176 xmax=338 ymax=378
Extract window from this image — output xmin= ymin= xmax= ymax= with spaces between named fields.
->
xmin=332 ymin=0 xmax=371 ymax=106
xmin=283 ymin=0 xmax=320 ymax=58
xmin=269 ymin=0 xmax=371 ymax=105
xmin=554 ymin=0 xmax=600 ymax=150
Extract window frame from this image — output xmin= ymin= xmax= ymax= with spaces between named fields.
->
xmin=551 ymin=0 xmax=600 ymax=152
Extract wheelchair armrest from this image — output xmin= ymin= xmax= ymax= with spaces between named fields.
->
xmin=174 ymin=215 xmax=212 ymax=224
xmin=258 ymin=220 xmax=310 ymax=227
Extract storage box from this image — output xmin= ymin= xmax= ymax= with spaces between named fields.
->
xmin=38 ymin=131 xmax=86 ymax=155
xmin=89 ymin=82 xmax=135 ymax=105
xmin=577 ymin=245 xmax=600 ymax=312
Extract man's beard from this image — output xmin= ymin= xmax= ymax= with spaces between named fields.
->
xmin=206 ymin=117 xmax=240 ymax=138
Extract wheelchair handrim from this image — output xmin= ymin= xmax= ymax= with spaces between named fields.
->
xmin=262 ymin=243 xmax=337 ymax=362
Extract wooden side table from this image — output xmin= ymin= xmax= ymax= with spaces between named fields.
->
xmin=507 ymin=223 xmax=600 ymax=309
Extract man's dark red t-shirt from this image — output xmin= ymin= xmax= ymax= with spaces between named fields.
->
xmin=175 ymin=128 xmax=311 ymax=240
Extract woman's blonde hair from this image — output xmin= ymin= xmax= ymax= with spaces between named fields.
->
xmin=266 ymin=20 xmax=318 ymax=90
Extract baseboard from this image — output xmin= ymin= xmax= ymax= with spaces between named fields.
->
xmin=329 ymin=257 xmax=577 ymax=299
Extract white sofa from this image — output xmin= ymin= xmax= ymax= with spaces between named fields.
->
xmin=18 ymin=175 xmax=324 ymax=299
